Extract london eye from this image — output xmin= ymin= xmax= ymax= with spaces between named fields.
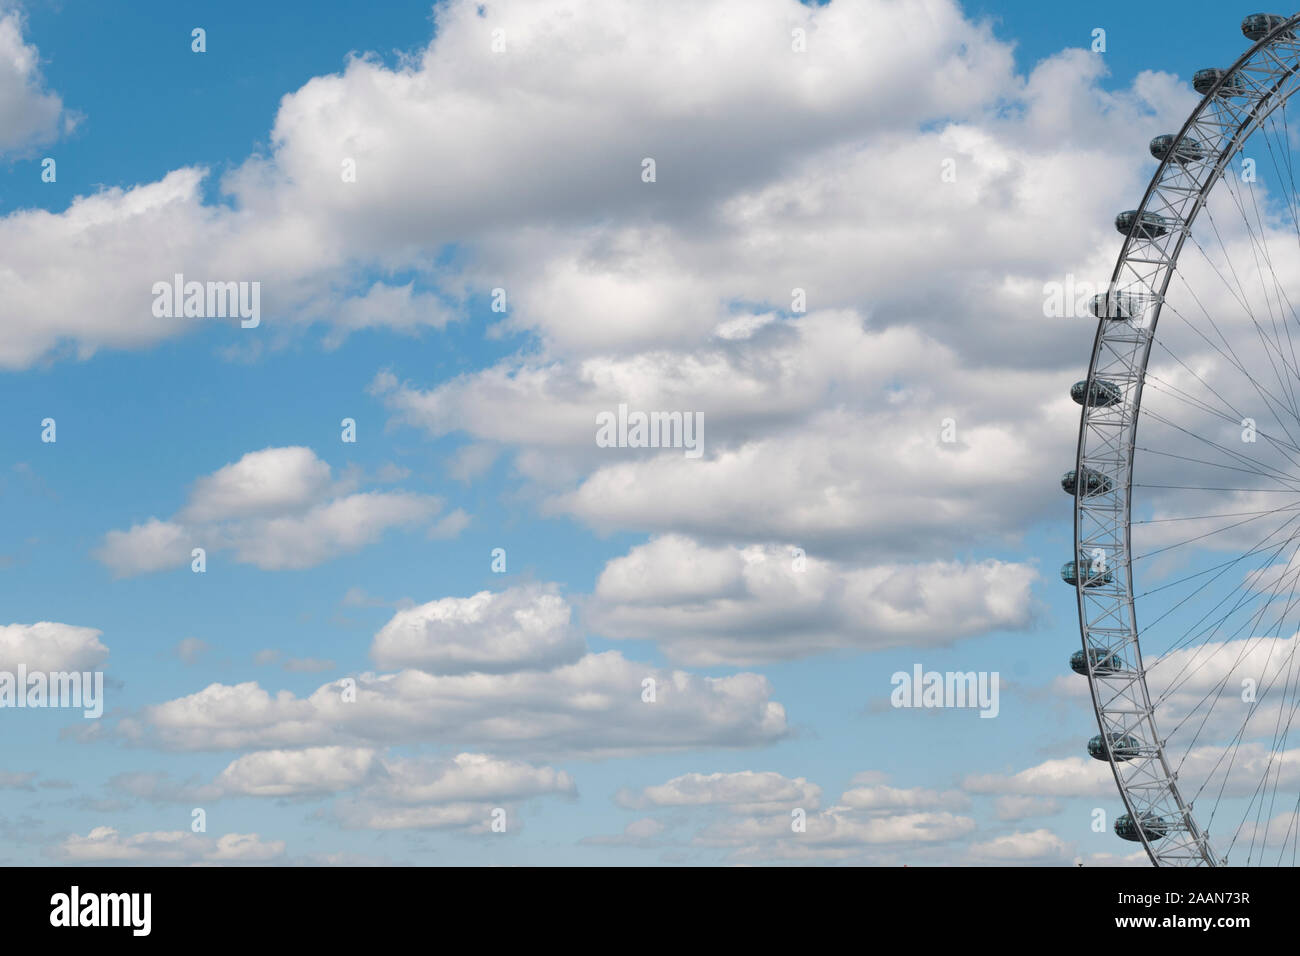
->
xmin=1070 ymin=12 xmax=1300 ymax=866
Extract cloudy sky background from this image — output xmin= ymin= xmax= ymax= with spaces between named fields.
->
xmin=0 ymin=0 xmax=1269 ymax=865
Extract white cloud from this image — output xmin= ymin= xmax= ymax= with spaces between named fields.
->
xmin=124 ymin=650 xmax=787 ymax=758
xmin=0 ymin=0 xmax=1135 ymax=379
xmin=1 ymin=0 xmax=1238 ymax=864
xmin=371 ymin=585 xmax=584 ymax=674
xmin=0 ymin=622 xmax=108 ymax=672
xmin=968 ymin=828 xmax=1073 ymax=862
xmin=94 ymin=447 xmax=444 ymax=575
xmin=111 ymin=748 xmax=575 ymax=825
xmin=53 ymin=826 xmax=285 ymax=864
xmin=0 ymin=11 xmax=66 ymax=155
xmin=587 ymin=535 xmax=1037 ymax=664
xmin=179 ymin=446 xmax=333 ymax=523
xmin=616 ymin=771 xmax=821 ymax=814
xmin=0 ymin=0 xmax=1190 ymax=700
xmin=836 ymin=784 xmax=970 ymax=813
xmin=224 ymin=491 xmax=440 ymax=570
xmin=446 ymin=444 xmax=499 ymax=483
xmin=0 ymin=169 xmax=225 ymax=369
xmin=379 ymin=315 xmax=1079 ymax=560
xmin=214 ymin=746 xmax=378 ymax=797
xmin=0 ymin=3 xmax=752 ymax=359
xmin=1148 ymin=637 xmax=1300 ymax=746
xmin=361 ymin=752 xmax=575 ymax=804
xmin=964 ymin=757 xmax=1113 ymax=798
xmin=333 ymin=752 xmax=576 ymax=830
xmin=333 ymin=802 xmax=491 ymax=831
xmin=427 ymin=508 xmax=471 ymax=540
xmin=95 ymin=518 xmax=191 ymax=578
xmin=614 ymin=769 xmax=990 ymax=861
xmin=696 ymin=809 xmax=978 ymax=861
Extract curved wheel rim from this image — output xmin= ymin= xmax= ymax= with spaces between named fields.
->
xmin=1074 ymin=13 xmax=1300 ymax=867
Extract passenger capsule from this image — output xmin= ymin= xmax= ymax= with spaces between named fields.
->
xmin=1193 ymin=68 xmax=1245 ymax=97
xmin=1149 ymin=134 xmax=1207 ymax=164
xmin=1091 ymin=292 xmax=1131 ymax=320
xmin=1070 ymin=647 xmax=1121 ymax=676
xmin=1091 ymin=291 xmax=1157 ymax=322
xmin=1071 ymin=379 xmax=1123 ymax=408
xmin=1115 ymin=210 xmax=1174 ymax=240
xmin=1061 ymin=560 xmax=1114 ymax=588
xmin=1242 ymin=14 xmax=1293 ymax=41
xmin=1088 ymin=733 xmax=1141 ymax=762
xmin=1061 ymin=467 xmax=1114 ymax=497
xmin=1115 ymin=812 xmax=1169 ymax=843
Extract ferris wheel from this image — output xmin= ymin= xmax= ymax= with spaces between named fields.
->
xmin=1069 ymin=12 xmax=1300 ymax=866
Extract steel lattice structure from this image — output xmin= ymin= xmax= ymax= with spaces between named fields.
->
xmin=1074 ymin=12 xmax=1300 ymax=867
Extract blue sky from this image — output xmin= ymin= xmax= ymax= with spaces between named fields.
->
xmin=0 ymin=0 xmax=1290 ymax=865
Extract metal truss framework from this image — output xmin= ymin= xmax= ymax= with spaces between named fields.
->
xmin=1074 ymin=14 xmax=1300 ymax=867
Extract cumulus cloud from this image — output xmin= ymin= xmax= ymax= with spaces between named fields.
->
xmin=122 ymin=655 xmax=786 ymax=759
xmin=179 ymin=446 xmax=333 ymax=523
xmin=340 ymin=5 xmax=1195 ymax=569
xmin=94 ymin=447 xmax=447 ymax=576
xmin=0 ymin=0 xmax=1170 ymax=383
xmin=0 ymin=169 xmax=224 ymax=369
xmin=0 ymin=11 xmax=66 ymax=155
xmin=836 ymin=783 xmax=970 ymax=813
xmin=695 ymin=809 xmax=978 ymax=861
xmin=610 ymin=769 xmax=993 ymax=862
xmin=371 ymin=585 xmax=584 ymax=674
xmin=968 ymin=828 xmax=1073 ymax=863
xmin=0 ymin=0 xmax=1193 ymax=699
xmin=964 ymin=757 xmax=1113 ymax=798
xmin=616 ymin=771 xmax=822 ymax=814
xmin=587 ymin=534 xmax=1038 ymax=664
xmin=335 ymin=752 xmax=576 ymax=830
xmin=0 ymin=622 xmax=108 ymax=672
xmin=3 ymin=0 xmax=1242 ymax=865
xmin=959 ymin=746 xmax=1300 ymax=858
xmin=379 ymin=314 xmax=1080 ymax=559
xmin=0 ymin=0 xmax=1004 ymax=366
xmin=360 ymin=752 xmax=575 ymax=804
xmin=992 ymin=795 xmax=1061 ymax=822
xmin=112 ymin=585 xmax=786 ymax=757
xmin=52 ymin=826 xmax=285 ymax=864
xmin=110 ymin=747 xmax=576 ymax=829
xmin=1148 ymin=636 xmax=1300 ymax=746
xmin=214 ymin=746 xmax=379 ymax=798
